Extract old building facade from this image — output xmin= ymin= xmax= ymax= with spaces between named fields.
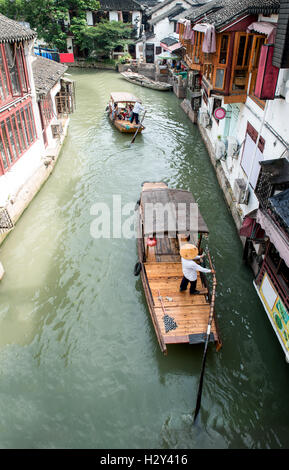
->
xmin=177 ymin=0 xmax=289 ymax=360
xmin=0 ymin=14 xmax=75 ymax=247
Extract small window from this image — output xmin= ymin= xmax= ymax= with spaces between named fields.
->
xmin=1 ymin=122 xmax=13 ymax=164
xmin=156 ymin=46 xmax=162 ymax=55
xmin=219 ymin=35 xmax=229 ymax=64
xmin=122 ymin=11 xmax=132 ymax=23
xmin=5 ymin=43 xmax=21 ymax=96
xmin=244 ymin=36 xmax=253 ymax=66
xmin=237 ymin=36 xmax=247 ymax=66
xmin=215 ymin=68 xmax=225 ymax=89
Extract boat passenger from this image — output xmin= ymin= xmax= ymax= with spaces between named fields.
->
xmin=179 ymin=244 xmax=214 ymax=295
xmin=130 ymin=101 xmax=144 ymax=125
xmin=127 ymin=104 xmax=133 ymax=120
xmin=112 ymin=103 xmax=118 ymax=120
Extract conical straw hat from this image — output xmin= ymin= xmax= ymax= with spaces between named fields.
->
xmin=180 ymin=243 xmax=198 ymax=260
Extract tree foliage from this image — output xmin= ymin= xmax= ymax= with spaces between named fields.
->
xmin=70 ymin=19 xmax=133 ymax=58
xmin=0 ymin=0 xmax=101 ymax=51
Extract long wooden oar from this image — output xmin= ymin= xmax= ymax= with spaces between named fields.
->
xmin=130 ymin=110 xmax=146 ymax=144
xmin=193 ymin=250 xmax=217 ymax=423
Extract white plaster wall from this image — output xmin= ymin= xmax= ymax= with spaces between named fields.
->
xmin=154 ymin=17 xmax=175 ymax=43
xmin=28 ymin=55 xmax=45 ymax=153
xmin=86 ymin=11 xmax=93 ymax=26
xmin=25 ymin=42 xmax=46 ymax=155
xmin=132 ymin=11 xmax=142 ymax=37
xmin=109 ymin=11 xmax=118 ymax=21
xmin=45 ymin=82 xmax=62 ymax=149
xmin=146 ymin=17 xmax=175 ymax=57
xmin=66 ymin=37 xmax=73 ymax=53
xmin=0 ymin=139 xmax=44 ymax=206
xmin=136 ymin=42 xmax=144 ymax=60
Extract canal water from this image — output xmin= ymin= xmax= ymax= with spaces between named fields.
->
xmin=0 ymin=69 xmax=289 ymax=449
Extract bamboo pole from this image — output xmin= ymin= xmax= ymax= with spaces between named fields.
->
xmin=130 ymin=110 xmax=146 ymax=144
xmin=193 ymin=250 xmax=217 ymax=423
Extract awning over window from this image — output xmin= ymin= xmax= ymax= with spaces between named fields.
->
xmin=161 ymin=42 xmax=182 ymax=52
xmin=247 ymin=21 xmax=277 ymax=43
xmin=239 ymin=214 xmax=265 ymax=239
xmin=257 ymin=209 xmax=289 ymax=268
xmin=160 ymin=36 xmax=182 ymax=53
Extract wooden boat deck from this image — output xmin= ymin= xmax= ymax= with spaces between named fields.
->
xmin=138 ymin=181 xmax=222 ymax=354
xmin=144 ymin=262 xmax=219 ymax=346
xmin=113 ymin=118 xmax=144 ymax=134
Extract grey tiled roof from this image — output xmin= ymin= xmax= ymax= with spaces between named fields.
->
xmin=185 ymin=0 xmax=280 ymax=29
xmin=99 ymin=0 xmax=143 ymax=10
xmin=173 ymin=5 xmax=205 ymax=21
xmin=138 ymin=0 xmax=160 ymax=6
xmin=32 ymin=56 xmax=68 ymax=97
xmin=148 ymin=5 xmax=186 ymax=24
xmin=148 ymin=0 xmax=202 ymax=15
xmin=160 ymin=36 xmax=179 ymax=46
xmin=0 ymin=14 xmax=37 ymax=43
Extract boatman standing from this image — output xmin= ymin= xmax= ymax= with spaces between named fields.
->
xmin=179 ymin=243 xmax=214 ymax=295
xmin=130 ymin=101 xmax=144 ymax=125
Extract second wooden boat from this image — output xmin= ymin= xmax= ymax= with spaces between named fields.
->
xmin=135 ymin=182 xmax=222 ymax=355
xmin=121 ymin=71 xmax=172 ymax=91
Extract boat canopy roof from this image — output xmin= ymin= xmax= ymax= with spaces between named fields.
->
xmin=141 ymin=188 xmax=209 ymax=236
xmin=110 ymin=92 xmax=141 ymax=103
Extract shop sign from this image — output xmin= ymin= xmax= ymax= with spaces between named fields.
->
xmin=214 ymin=107 xmax=226 ymax=120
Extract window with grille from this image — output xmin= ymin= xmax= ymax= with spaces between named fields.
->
xmin=0 ymin=100 xmax=37 ymax=175
xmin=0 ymin=43 xmax=29 ymax=105
xmin=40 ymin=94 xmax=54 ymax=127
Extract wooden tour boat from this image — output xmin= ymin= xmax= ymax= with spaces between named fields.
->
xmin=135 ymin=182 xmax=222 ymax=355
xmin=121 ymin=71 xmax=172 ymax=91
xmin=107 ymin=92 xmax=145 ymax=134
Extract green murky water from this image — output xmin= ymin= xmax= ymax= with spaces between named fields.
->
xmin=0 ymin=69 xmax=288 ymax=449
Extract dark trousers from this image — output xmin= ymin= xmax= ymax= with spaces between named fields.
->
xmin=130 ymin=112 xmax=139 ymax=124
xmin=180 ymin=276 xmax=197 ymax=294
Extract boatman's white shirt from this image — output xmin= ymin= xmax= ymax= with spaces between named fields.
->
xmin=181 ymin=256 xmax=211 ymax=282
xmin=133 ymin=102 xmax=143 ymax=114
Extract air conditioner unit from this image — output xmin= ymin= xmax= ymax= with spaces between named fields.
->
xmin=215 ymin=140 xmax=226 ymax=160
xmin=234 ymin=178 xmax=250 ymax=205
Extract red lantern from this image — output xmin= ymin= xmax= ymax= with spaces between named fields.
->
xmin=147 ymin=237 xmax=157 ymax=247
